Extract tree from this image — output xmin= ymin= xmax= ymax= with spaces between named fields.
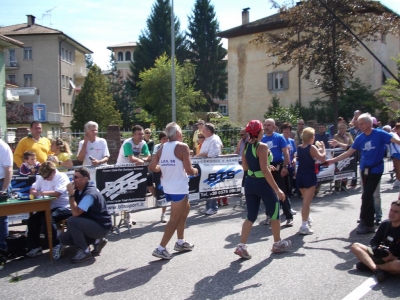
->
xmin=252 ymin=0 xmax=400 ymax=131
xmin=137 ymin=54 xmax=206 ymax=129
xmin=6 ymin=103 xmax=33 ymax=124
xmin=129 ymin=0 xmax=188 ymax=92
xmin=187 ymin=0 xmax=227 ymax=111
xmin=380 ymin=54 xmax=400 ymax=120
xmin=71 ymin=64 xmax=122 ymax=131
xmin=264 ymin=95 xmax=300 ymax=125
xmin=85 ymin=54 xmax=94 ymax=69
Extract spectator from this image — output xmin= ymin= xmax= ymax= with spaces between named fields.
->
xmin=196 ymin=134 xmax=205 ymax=155
xmin=349 ymin=119 xmax=361 ymax=140
xmin=192 ymin=120 xmax=205 ymax=155
xmin=235 ymin=128 xmax=249 ymax=156
xmin=13 ymin=121 xmax=52 ymax=167
xmin=116 ymin=125 xmax=150 ymax=165
xmin=351 ymin=200 xmax=400 ymax=282
xmin=315 ymin=123 xmax=330 ymax=149
xmin=144 ymin=128 xmax=155 ymax=154
xmin=77 ymin=121 xmax=109 ymax=166
xmin=294 ymin=119 xmax=305 ymax=147
xmin=281 ymin=122 xmax=296 ymax=197
xmin=60 ymin=167 xmax=112 ymax=263
xmin=0 ymin=138 xmax=13 ymax=252
xmin=349 ymin=110 xmax=361 ymax=126
xmin=328 ymin=117 xmax=345 ymax=138
xmin=19 ymin=151 xmax=40 ymax=176
xmin=26 ymin=162 xmax=72 ymax=260
xmin=390 ymin=123 xmax=400 ymax=188
xmin=47 ymin=138 xmax=73 ymax=169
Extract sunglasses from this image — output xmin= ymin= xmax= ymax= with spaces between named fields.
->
xmin=73 ymin=175 xmax=85 ymax=179
xmin=198 ymin=136 xmax=205 ymax=139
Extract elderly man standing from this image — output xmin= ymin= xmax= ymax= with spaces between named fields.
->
xmin=328 ymin=113 xmax=400 ymax=234
xmin=262 ymin=118 xmax=295 ymax=226
xmin=77 ymin=121 xmax=110 ymax=166
xmin=195 ymin=123 xmax=224 ymax=214
xmin=149 ymin=122 xmax=198 ymax=259
xmin=60 ymin=167 xmax=111 ymax=263
xmin=13 ymin=121 xmax=52 ymax=167
xmin=192 ymin=120 xmax=205 ymax=155
xmin=0 ymin=138 xmax=13 ymax=252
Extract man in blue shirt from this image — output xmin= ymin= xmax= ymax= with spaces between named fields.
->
xmin=328 ymin=113 xmax=400 ymax=234
xmin=262 ymin=118 xmax=295 ymax=226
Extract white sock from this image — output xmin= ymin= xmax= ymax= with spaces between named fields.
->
xmin=161 ymin=213 xmax=165 ymax=217
xmin=157 ymin=245 xmax=165 ymax=251
xmin=177 ymin=239 xmax=185 ymax=245
xmin=302 ymin=221 xmax=308 ymax=228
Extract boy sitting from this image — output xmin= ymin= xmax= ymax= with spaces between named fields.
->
xmin=19 ymin=151 xmax=40 ymax=176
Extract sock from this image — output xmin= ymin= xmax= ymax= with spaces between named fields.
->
xmin=161 ymin=213 xmax=165 ymax=217
xmin=238 ymin=243 xmax=245 ymax=247
xmin=302 ymin=221 xmax=308 ymax=228
xmin=177 ymin=239 xmax=185 ymax=245
xmin=95 ymin=239 xmax=100 ymax=244
xmin=157 ymin=245 xmax=165 ymax=251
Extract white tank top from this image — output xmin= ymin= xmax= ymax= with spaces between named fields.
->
xmin=159 ymin=141 xmax=189 ymax=194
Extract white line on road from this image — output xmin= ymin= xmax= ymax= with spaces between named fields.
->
xmin=342 ymin=276 xmax=378 ymax=300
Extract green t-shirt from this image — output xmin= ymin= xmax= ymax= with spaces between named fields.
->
xmin=123 ymin=139 xmax=150 ymax=158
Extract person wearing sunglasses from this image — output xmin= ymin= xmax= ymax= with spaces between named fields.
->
xmin=60 ymin=167 xmax=111 ymax=263
xmin=235 ymin=128 xmax=249 ymax=156
xmin=26 ymin=161 xmax=71 ymax=260
xmin=192 ymin=120 xmax=205 ymax=155
xmin=144 ymin=128 xmax=155 ymax=154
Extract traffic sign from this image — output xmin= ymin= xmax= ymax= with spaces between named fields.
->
xmin=9 ymin=88 xmax=36 ymax=96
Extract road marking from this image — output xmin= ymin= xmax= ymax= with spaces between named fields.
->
xmin=342 ymin=276 xmax=377 ymax=300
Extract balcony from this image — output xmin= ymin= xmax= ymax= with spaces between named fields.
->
xmin=47 ymin=112 xmax=62 ymax=123
xmin=74 ymin=66 xmax=88 ymax=79
xmin=5 ymin=58 xmax=18 ymax=69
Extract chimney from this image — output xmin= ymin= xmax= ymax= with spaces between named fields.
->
xmin=242 ymin=8 xmax=250 ymax=25
xmin=27 ymin=15 xmax=36 ymax=27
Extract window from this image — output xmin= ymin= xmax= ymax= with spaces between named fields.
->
xmin=9 ymin=49 xmax=16 ymax=62
xmin=65 ymin=76 xmax=69 ymax=88
xmin=24 ymin=47 xmax=32 ymax=60
xmin=125 ymin=51 xmax=131 ymax=61
xmin=62 ymin=75 xmax=65 ymax=88
xmin=267 ymin=71 xmax=289 ymax=91
xmin=8 ymin=75 xmax=16 ymax=85
xmin=219 ymin=105 xmax=228 ymax=115
xmin=62 ymin=103 xmax=65 ymax=115
xmin=69 ymin=51 xmax=73 ymax=63
xmin=117 ymin=51 xmax=123 ymax=61
xmin=61 ymin=48 xmax=65 ymax=60
xmin=24 ymin=74 xmax=32 ymax=87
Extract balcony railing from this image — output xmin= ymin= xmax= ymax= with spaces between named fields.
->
xmin=47 ymin=112 xmax=62 ymax=123
xmin=74 ymin=66 xmax=88 ymax=78
xmin=5 ymin=58 xmax=18 ymax=68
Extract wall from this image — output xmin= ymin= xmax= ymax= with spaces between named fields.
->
xmin=0 ymin=50 xmax=6 ymax=139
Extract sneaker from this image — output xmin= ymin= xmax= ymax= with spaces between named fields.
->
xmin=298 ymin=226 xmax=314 ymax=235
xmin=205 ymin=209 xmax=217 ymax=215
xmin=290 ymin=209 xmax=297 ymax=215
xmin=92 ymin=238 xmax=108 ymax=256
xmin=234 ymin=244 xmax=251 ymax=259
xmin=264 ymin=216 xmax=271 ymax=225
xmin=307 ymin=217 xmax=313 ymax=227
xmin=356 ymin=262 xmax=371 ymax=272
xmin=71 ymin=249 xmax=92 ymax=264
xmin=26 ymin=247 xmax=43 ymax=258
xmin=357 ymin=225 xmax=375 ymax=235
xmin=52 ymin=244 xmax=64 ymax=260
xmin=174 ymin=241 xmax=194 ymax=252
xmin=200 ymin=208 xmax=208 ymax=214
xmin=272 ymin=239 xmax=292 ymax=253
xmin=375 ymin=220 xmax=381 ymax=226
xmin=160 ymin=215 xmax=167 ymax=223
xmin=374 ymin=269 xmax=386 ymax=282
xmin=393 ymin=180 xmax=400 ymax=187
xmin=285 ymin=219 xmax=294 ymax=227
xmin=152 ymin=248 xmax=172 ymax=260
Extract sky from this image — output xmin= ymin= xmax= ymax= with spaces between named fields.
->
xmin=1 ymin=0 xmax=400 ymax=70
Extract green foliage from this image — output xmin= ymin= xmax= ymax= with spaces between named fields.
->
xmin=71 ymin=64 xmax=122 ymax=131
xmin=187 ymin=0 xmax=228 ymax=111
xmin=137 ymin=54 xmax=206 ymax=129
xmin=264 ymin=95 xmax=300 ymax=125
xmin=128 ymin=0 xmax=188 ymax=98
xmin=380 ymin=54 xmax=400 ymax=120
xmin=85 ymin=54 xmax=94 ymax=69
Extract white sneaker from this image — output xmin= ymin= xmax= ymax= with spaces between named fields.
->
xmin=393 ymin=180 xmax=400 ymax=187
xmin=200 ymin=208 xmax=208 ymax=214
xmin=264 ymin=216 xmax=271 ymax=225
xmin=307 ymin=217 xmax=313 ymax=227
xmin=205 ymin=209 xmax=217 ymax=215
xmin=271 ymin=239 xmax=291 ymax=253
xmin=160 ymin=215 xmax=167 ymax=223
xmin=53 ymin=244 xmax=64 ymax=260
xmin=298 ymin=226 xmax=314 ymax=235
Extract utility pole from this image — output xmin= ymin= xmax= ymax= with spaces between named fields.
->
xmin=171 ymin=0 xmax=176 ymax=122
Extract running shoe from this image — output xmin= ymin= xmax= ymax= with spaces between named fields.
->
xmin=234 ymin=244 xmax=251 ymax=259
xmin=160 ymin=215 xmax=167 ymax=223
xmin=174 ymin=241 xmax=194 ymax=252
xmin=271 ymin=239 xmax=292 ymax=253
xmin=71 ymin=249 xmax=92 ymax=264
xmin=205 ymin=209 xmax=217 ymax=215
xmin=152 ymin=248 xmax=172 ymax=260
xmin=298 ymin=226 xmax=314 ymax=235
xmin=52 ymin=244 xmax=64 ymax=260
xmin=26 ymin=247 xmax=43 ymax=257
xmin=285 ymin=219 xmax=294 ymax=227
xmin=92 ymin=238 xmax=108 ymax=256
xmin=307 ymin=217 xmax=313 ymax=227
xmin=264 ymin=216 xmax=271 ymax=225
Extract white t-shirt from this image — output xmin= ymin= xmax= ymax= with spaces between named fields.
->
xmin=0 ymin=139 xmax=13 ymax=179
xmin=32 ymin=170 xmax=70 ymax=209
xmin=78 ymin=137 xmax=110 ymax=166
xmin=116 ymin=139 xmax=149 ymax=164
xmin=199 ymin=134 xmax=222 ymax=158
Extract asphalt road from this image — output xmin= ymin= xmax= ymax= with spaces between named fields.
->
xmin=1 ymin=175 xmax=399 ymax=300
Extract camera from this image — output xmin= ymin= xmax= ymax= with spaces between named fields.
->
xmin=372 ymin=245 xmax=390 ymax=258
xmin=89 ymin=155 xmax=94 ymax=161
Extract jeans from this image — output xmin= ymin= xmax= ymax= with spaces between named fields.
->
xmin=0 ymin=181 xmax=11 ymax=250
xmin=27 ymin=207 xmax=72 ymax=249
xmin=206 ymin=199 xmax=218 ymax=211
xmin=360 ymin=172 xmax=382 ymax=227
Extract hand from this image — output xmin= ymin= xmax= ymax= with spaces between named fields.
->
xmin=91 ymin=159 xmax=101 ymax=166
xmin=135 ymin=159 xmax=144 ymax=166
xmin=281 ymin=167 xmax=288 ymax=177
xmin=193 ymin=168 xmax=199 ymax=176
xmin=67 ymin=182 xmax=75 ymax=195
xmin=328 ymin=139 xmax=338 ymax=147
xmin=269 ymin=165 xmax=276 ymax=172
xmin=31 ymin=189 xmax=41 ymax=198
xmin=325 ymin=158 xmax=334 ymax=165
xmin=84 ymin=133 xmax=90 ymax=143
xmin=275 ymin=189 xmax=285 ymax=201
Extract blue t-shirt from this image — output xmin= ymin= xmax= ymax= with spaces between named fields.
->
xmin=261 ymin=132 xmax=287 ymax=163
xmin=351 ymin=129 xmax=392 ymax=173
xmin=284 ymin=137 xmax=297 ymax=162
xmin=78 ymin=194 xmax=94 ymax=212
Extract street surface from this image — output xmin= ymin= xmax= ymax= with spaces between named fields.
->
xmin=0 ymin=174 xmax=399 ymax=299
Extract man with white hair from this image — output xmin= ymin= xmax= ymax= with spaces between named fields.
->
xmin=328 ymin=113 xmax=400 ymax=234
xmin=149 ymin=122 xmax=198 ymax=259
xmin=77 ymin=121 xmax=110 ymax=166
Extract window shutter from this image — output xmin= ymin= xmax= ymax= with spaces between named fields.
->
xmin=282 ymin=71 xmax=289 ymax=89
xmin=267 ymin=73 xmax=273 ymax=91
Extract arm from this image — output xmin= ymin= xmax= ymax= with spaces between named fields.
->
xmin=60 ymin=159 xmax=73 ymax=169
xmin=77 ymin=139 xmax=87 ymax=162
xmin=29 ymin=180 xmax=61 ymax=198
xmin=310 ymin=144 xmax=326 ymax=162
xmin=241 ymin=151 xmax=248 ymax=171
xmin=390 ymin=135 xmax=400 ymax=145
xmin=13 ymin=140 xmax=24 ymax=167
xmin=148 ymin=147 xmax=161 ymax=172
xmin=327 ymin=147 xmax=356 ymax=164
xmin=2 ymin=166 xmax=12 ymax=191
xmin=235 ymin=140 xmax=241 ymax=155
xmin=66 ymin=182 xmax=85 ymax=217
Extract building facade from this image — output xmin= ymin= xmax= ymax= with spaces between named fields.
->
xmin=0 ymin=15 xmax=92 ymax=133
xmin=107 ymin=42 xmax=137 ymax=80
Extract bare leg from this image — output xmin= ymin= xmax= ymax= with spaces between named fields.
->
xmin=299 ymin=186 xmax=315 ymax=222
xmin=376 ymin=260 xmax=400 ymax=274
xmin=176 ymin=199 xmax=190 ymax=240
xmin=160 ymin=197 xmax=189 ymax=248
xmin=161 ymin=206 xmax=167 ymax=214
xmin=270 ymin=220 xmax=281 ymax=242
xmin=351 ymin=243 xmax=376 ymax=271
xmin=394 ymin=158 xmax=400 ymax=180
xmin=239 ymin=220 xmax=253 ymax=244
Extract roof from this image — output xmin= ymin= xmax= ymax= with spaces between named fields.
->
xmin=107 ymin=42 xmax=138 ymax=50
xmin=0 ymin=23 xmax=92 ymax=54
xmin=0 ymin=33 xmax=24 ymax=48
xmin=218 ymin=13 xmax=287 ymax=39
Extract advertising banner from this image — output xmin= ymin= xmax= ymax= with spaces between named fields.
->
xmin=331 ymin=148 xmax=356 ymax=180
